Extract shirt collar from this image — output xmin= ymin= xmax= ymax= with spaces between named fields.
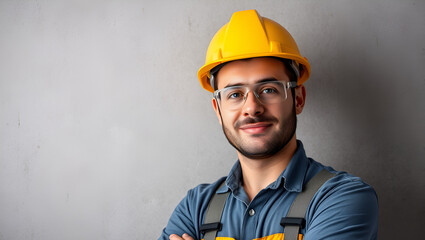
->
xmin=217 ymin=161 xmax=242 ymax=194
xmin=217 ymin=140 xmax=309 ymax=194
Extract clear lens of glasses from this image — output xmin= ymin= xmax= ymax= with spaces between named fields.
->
xmin=214 ymin=81 xmax=292 ymax=110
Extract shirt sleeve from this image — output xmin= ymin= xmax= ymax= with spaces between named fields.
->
xmin=303 ymin=174 xmax=379 ymax=240
xmin=158 ymin=189 xmax=199 ymax=240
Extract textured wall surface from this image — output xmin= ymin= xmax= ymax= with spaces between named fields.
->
xmin=0 ymin=0 xmax=424 ymax=239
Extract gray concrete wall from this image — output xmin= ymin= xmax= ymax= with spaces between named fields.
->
xmin=0 ymin=0 xmax=423 ymax=239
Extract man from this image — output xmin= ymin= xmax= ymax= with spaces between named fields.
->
xmin=159 ymin=10 xmax=378 ymax=240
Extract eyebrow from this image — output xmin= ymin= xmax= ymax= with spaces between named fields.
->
xmin=223 ymin=77 xmax=279 ymax=88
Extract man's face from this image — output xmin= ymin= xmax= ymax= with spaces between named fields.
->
xmin=213 ymin=58 xmax=301 ymax=159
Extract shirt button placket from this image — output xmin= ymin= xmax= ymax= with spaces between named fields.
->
xmin=243 ymin=207 xmax=257 ymax=239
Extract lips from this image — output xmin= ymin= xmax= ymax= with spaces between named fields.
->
xmin=239 ymin=122 xmax=272 ymax=134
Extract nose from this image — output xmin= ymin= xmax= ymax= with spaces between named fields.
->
xmin=241 ymin=91 xmax=265 ymax=117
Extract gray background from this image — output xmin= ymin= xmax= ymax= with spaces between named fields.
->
xmin=0 ymin=0 xmax=424 ymax=239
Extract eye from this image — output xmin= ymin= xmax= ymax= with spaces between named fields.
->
xmin=227 ymin=91 xmax=243 ymax=99
xmin=261 ymin=87 xmax=278 ymax=94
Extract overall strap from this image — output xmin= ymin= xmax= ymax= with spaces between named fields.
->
xmin=281 ymin=169 xmax=335 ymax=240
xmin=200 ymin=180 xmax=229 ymax=240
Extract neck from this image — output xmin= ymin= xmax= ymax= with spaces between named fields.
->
xmin=237 ymin=135 xmax=298 ymax=202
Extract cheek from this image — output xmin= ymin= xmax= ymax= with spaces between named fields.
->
xmin=269 ymin=104 xmax=288 ymax=116
xmin=221 ymin=111 xmax=240 ymax=127
xmin=268 ymin=104 xmax=293 ymax=124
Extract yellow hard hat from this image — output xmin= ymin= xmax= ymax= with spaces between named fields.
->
xmin=197 ymin=9 xmax=311 ymax=92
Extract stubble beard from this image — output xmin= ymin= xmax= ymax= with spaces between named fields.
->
xmin=221 ymin=106 xmax=297 ymax=160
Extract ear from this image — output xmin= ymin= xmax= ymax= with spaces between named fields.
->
xmin=294 ymin=84 xmax=306 ymax=115
xmin=212 ymin=98 xmax=223 ymax=125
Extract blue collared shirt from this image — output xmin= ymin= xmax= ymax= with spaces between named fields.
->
xmin=159 ymin=141 xmax=378 ymax=240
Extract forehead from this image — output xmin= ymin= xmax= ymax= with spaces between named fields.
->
xmin=215 ymin=57 xmax=289 ymax=88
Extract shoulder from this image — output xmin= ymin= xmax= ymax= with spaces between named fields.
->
xmin=173 ymin=176 xmax=227 ymax=216
xmin=160 ymin=177 xmax=227 ymax=239
xmin=322 ymin=170 xmax=376 ymax=196
xmin=316 ymin=167 xmax=378 ymax=208
xmin=185 ymin=176 xmax=227 ymax=208
xmin=306 ymin=159 xmax=377 ymax=201
xmin=304 ymin=167 xmax=378 ymax=239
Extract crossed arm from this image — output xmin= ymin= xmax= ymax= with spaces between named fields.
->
xmin=169 ymin=233 xmax=194 ymax=240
